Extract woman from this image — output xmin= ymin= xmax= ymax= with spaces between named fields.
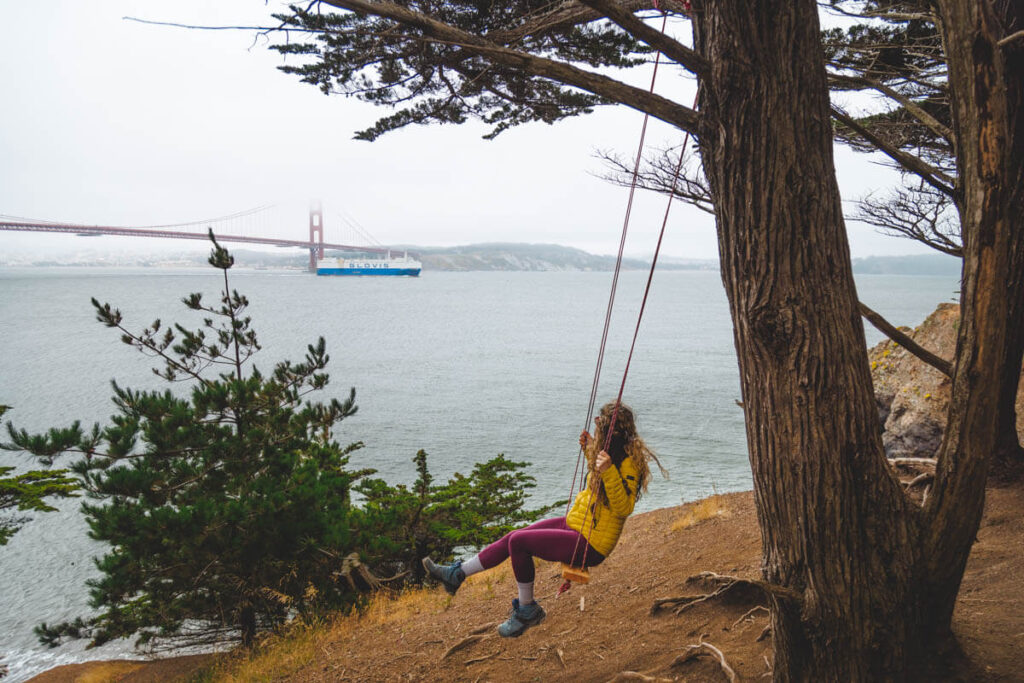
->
xmin=422 ymin=401 xmax=662 ymax=637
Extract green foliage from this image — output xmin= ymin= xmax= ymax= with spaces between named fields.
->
xmin=6 ymin=233 xmax=558 ymax=652
xmin=7 ymin=233 xmax=372 ymax=650
xmin=356 ymin=449 xmax=563 ymax=581
xmin=271 ymin=2 xmax=650 ymax=140
xmin=823 ymin=1 xmax=952 ymax=170
xmin=0 ymin=405 xmax=79 ymax=546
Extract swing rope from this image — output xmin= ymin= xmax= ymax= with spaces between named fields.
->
xmin=560 ymin=10 xmax=697 ymax=595
xmin=564 ymin=10 xmax=671 ymax=521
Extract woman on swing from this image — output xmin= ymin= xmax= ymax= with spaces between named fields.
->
xmin=423 ymin=400 xmax=661 ymax=637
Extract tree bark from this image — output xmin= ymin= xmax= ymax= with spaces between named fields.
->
xmin=921 ymin=0 xmax=1024 ymax=629
xmin=692 ymin=1 xmax=919 ymax=679
xmin=240 ymin=603 xmax=256 ymax=648
xmin=990 ymin=0 xmax=1024 ymax=480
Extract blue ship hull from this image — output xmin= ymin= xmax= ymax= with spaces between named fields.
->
xmin=317 ymin=267 xmax=420 ymax=276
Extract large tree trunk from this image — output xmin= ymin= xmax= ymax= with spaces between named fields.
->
xmin=989 ymin=0 xmax=1024 ymax=480
xmin=921 ymin=0 xmax=1024 ymax=628
xmin=692 ymin=1 xmax=920 ymax=679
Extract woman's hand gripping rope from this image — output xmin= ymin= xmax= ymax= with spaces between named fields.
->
xmin=577 ymin=431 xmax=612 ymax=475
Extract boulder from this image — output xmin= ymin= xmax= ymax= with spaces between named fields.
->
xmin=867 ymin=302 xmax=1024 ymax=459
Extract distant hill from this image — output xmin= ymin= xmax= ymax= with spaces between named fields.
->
xmin=7 ymin=244 xmax=958 ymax=275
xmin=850 ymin=253 xmax=961 ymax=276
xmin=328 ymin=243 xmax=718 ymax=272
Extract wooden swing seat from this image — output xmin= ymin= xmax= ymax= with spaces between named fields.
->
xmin=561 ymin=563 xmax=591 ymax=584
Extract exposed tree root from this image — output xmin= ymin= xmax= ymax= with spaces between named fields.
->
xmin=763 ymin=653 xmax=773 ymax=677
xmin=464 ymin=650 xmax=500 ymax=665
xmin=757 ymin=624 xmax=772 ymax=642
xmin=440 ymin=634 xmax=488 ymax=661
xmin=468 ymin=621 xmax=497 ymax=635
xmin=608 ymin=672 xmax=673 ymax=682
xmin=891 ymin=457 xmax=938 ymax=469
xmin=730 ymin=605 xmax=770 ymax=630
xmin=905 ymin=472 xmax=935 ymax=489
xmin=651 ymin=571 xmax=799 ymax=616
xmin=672 ymin=640 xmax=737 ymax=682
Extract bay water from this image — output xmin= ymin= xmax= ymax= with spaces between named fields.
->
xmin=0 ymin=266 xmax=959 ymax=681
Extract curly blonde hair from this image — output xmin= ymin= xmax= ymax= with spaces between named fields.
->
xmin=584 ymin=401 xmax=667 ymax=507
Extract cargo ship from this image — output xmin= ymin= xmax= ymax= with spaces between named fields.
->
xmin=316 ymin=251 xmax=421 ymax=277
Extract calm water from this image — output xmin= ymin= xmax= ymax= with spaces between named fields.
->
xmin=0 ymin=266 xmax=959 ymax=680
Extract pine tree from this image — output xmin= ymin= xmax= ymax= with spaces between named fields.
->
xmin=356 ymin=449 xmax=561 ymax=581
xmin=0 ymin=406 xmax=79 ymax=546
xmin=7 ymin=233 xmax=372 ymax=649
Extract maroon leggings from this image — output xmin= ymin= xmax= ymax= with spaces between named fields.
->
xmin=476 ymin=517 xmax=605 ymax=583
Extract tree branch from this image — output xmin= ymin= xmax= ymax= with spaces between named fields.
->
xmin=831 ymin=106 xmax=956 ymax=197
xmin=829 ymin=72 xmax=954 ymax=144
xmin=318 ymin=0 xmax=700 ymax=134
xmin=853 ymin=184 xmax=963 ymax=257
xmin=483 ymin=0 xmax=694 ymax=43
xmin=997 ymin=29 xmax=1024 ymax=47
xmin=577 ymin=0 xmax=709 ymax=76
xmin=859 ymin=301 xmax=953 ymax=377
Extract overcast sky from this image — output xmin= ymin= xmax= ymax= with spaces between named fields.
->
xmin=0 ymin=1 xmax=934 ymax=260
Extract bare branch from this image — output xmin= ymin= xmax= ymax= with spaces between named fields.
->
xmin=859 ymin=302 xmax=953 ymax=377
xmin=596 ymin=146 xmax=714 ymax=214
xmin=853 ymin=184 xmax=962 ymax=257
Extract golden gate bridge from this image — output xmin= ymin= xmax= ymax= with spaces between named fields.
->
xmin=0 ymin=203 xmax=398 ymax=271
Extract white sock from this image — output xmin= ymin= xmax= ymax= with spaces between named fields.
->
xmin=461 ymin=555 xmax=484 ymax=577
xmin=517 ymin=581 xmax=535 ymax=605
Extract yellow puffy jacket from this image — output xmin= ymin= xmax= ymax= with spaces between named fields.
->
xmin=565 ymin=457 xmax=639 ymax=558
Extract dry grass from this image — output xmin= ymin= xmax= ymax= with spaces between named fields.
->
xmin=671 ymin=494 xmax=730 ymax=531
xmin=202 ymin=566 xmax=510 ymax=682
xmin=202 ymin=620 xmax=327 ymax=683
xmin=73 ymin=661 xmax=144 ymax=682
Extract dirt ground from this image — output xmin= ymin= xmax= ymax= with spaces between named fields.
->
xmin=32 ymin=484 xmax=1024 ymax=683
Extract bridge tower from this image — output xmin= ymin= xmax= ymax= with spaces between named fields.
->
xmin=308 ymin=201 xmax=324 ymax=271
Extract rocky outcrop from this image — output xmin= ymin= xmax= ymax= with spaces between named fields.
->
xmin=868 ymin=303 xmax=1024 ymax=459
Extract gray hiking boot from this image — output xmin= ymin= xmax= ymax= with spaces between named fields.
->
xmin=497 ymin=599 xmax=546 ymax=637
xmin=422 ymin=557 xmax=465 ymax=595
